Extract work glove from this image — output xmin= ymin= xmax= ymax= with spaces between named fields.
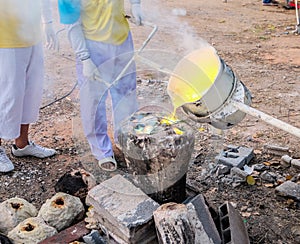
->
xmin=42 ymin=22 xmax=59 ymax=50
xmin=130 ymin=0 xmax=144 ymax=25
xmin=82 ymin=58 xmax=101 ymax=80
xmin=41 ymin=0 xmax=58 ymax=50
xmin=65 ymin=21 xmax=101 ymax=80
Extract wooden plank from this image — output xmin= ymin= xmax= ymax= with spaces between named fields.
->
xmin=39 ymin=221 xmax=90 ymax=244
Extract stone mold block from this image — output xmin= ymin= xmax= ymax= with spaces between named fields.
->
xmin=86 ymin=174 xmax=160 ymax=244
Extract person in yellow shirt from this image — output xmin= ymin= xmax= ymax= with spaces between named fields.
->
xmin=0 ymin=0 xmax=58 ymax=173
xmin=58 ymin=0 xmax=143 ymax=171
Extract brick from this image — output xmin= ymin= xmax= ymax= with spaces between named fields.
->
xmin=39 ymin=221 xmax=89 ymax=244
xmin=86 ymin=174 xmax=160 ymax=244
xmin=215 ymin=145 xmax=254 ymax=168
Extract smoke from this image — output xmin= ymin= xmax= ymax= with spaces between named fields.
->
xmin=141 ymin=0 xmax=212 ymax=55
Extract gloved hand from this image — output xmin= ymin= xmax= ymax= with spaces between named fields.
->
xmin=42 ymin=22 xmax=59 ymax=50
xmin=130 ymin=2 xmax=144 ymax=25
xmin=82 ymin=58 xmax=101 ymax=80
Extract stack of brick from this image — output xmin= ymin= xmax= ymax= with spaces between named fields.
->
xmin=86 ymin=174 xmax=160 ymax=243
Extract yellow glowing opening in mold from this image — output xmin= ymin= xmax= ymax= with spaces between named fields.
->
xmin=160 ymin=114 xmax=179 ymax=125
xmin=167 ymin=46 xmax=221 ymax=110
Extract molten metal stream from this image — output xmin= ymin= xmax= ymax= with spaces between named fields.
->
xmin=167 ymin=46 xmax=220 ymax=110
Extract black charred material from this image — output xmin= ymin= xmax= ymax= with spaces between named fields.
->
xmin=0 ymin=233 xmax=13 ymax=244
xmin=55 ymin=171 xmax=88 ymax=206
xmin=149 ymin=175 xmax=187 ymax=204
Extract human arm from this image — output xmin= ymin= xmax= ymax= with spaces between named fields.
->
xmin=130 ymin=0 xmax=144 ymax=25
xmin=58 ymin=0 xmax=99 ymax=79
xmin=41 ymin=0 xmax=58 ymax=50
xmin=66 ymin=22 xmax=100 ymax=79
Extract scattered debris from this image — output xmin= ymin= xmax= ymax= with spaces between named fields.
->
xmin=280 ymin=155 xmax=292 ymax=168
xmin=260 ymin=171 xmax=277 ymax=183
xmin=264 ymin=144 xmax=290 ymax=156
xmin=275 ymin=181 xmax=300 ymax=201
xmin=231 ymin=167 xmax=249 ymax=180
xmin=82 ymin=229 xmax=106 ymax=244
xmin=291 ymin=159 xmax=300 ymax=169
xmin=291 ymin=225 xmax=300 ymax=243
xmin=216 ymin=164 xmax=231 ymax=176
xmin=215 ymin=145 xmax=254 ymax=169
xmin=253 ymin=163 xmax=269 ymax=172
xmin=281 ymin=155 xmax=300 ymax=169
xmin=218 ymin=166 xmax=255 ymax=187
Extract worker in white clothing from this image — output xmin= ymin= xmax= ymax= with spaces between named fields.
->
xmin=58 ymin=0 xmax=143 ymax=171
xmin=0 ymin=0 xmax=58 ymax=173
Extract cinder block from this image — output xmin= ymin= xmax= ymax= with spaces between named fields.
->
xmin=215 ymin=145 xmax=254 ymax=168
xmin=219 ymin=202 xmax=250 ymax=244
xmin=187 ymin=194 xmax=222 ymax=244
xmin=86 ymin=174 xmax=160 ymax=244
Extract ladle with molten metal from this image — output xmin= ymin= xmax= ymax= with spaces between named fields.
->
xmin=135 ymin=45 xmax=300 ymax=138
xmin=135 ymin=46 xmax=300 ymax=138
xmin=94 ymin=21 xmax=300 ymax=138
xmin=166 ymin=46 xmax=300 ymax=139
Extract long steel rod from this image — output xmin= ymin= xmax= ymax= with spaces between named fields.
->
xmin=232 ymin=100 xmax=300 ymax=139
xmin=94 ymin=22 xmax=158 ymax=86
xmin=112 ymin=22 xmax=158 ymax=84
xmin=296 ymin=0 xmax=299 ymax=25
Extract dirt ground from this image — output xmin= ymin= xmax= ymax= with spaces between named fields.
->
xmin=0 ymin=0 xmax=300 ymax=243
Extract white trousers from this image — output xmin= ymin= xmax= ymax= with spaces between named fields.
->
xmin=0 ymin=43 xmax=44 ymax=140
xmin=76 ymin=32 xmax=138 ymax=160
